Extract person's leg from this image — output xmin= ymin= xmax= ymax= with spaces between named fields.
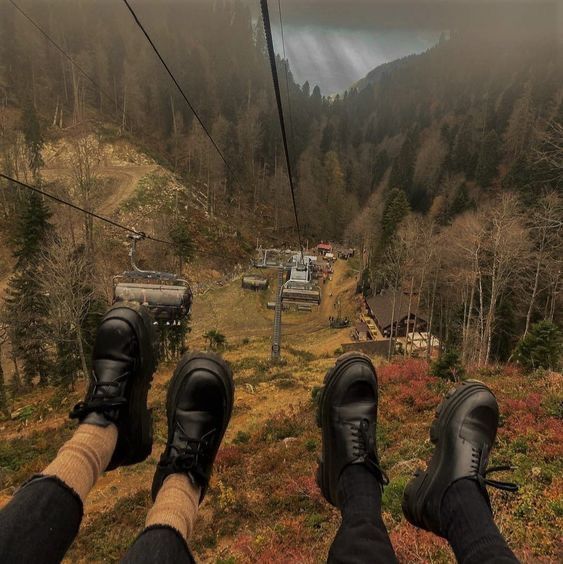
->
xmin=442 ymin=479 xmax=518 ymax=564
xmin=0 ymin=303 xmax=157 ymax=564
xmin=402 ymin=381 xmax=519 ymax=564
xmin=328 ymin=465 xmax=397 ymax=563
xmin=317 ymin=353 xmax=397 ymax=564
xmin=0 ymin=475 xmax=83 ymax=564
xmin=122 ymin=352 xmax=234 ymax=564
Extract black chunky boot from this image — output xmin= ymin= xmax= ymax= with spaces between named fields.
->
xmin=316 ymin=352 xmax=388 ymax=507
xmin=402 ymin=380 xmax=518 ymax=536
xmin=70 ymin=303 xmax=158 ymax=470
xmin=151 ymin=352 xmax=234 ymax=503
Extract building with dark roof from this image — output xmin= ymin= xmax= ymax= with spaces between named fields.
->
xmin=366 ymin=291 xmax=427 ymax=338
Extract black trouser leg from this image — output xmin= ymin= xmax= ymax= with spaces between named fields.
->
xmin=328 ymin=465 xmax=398 ymax=564
xmin=122 ymin=525 xmax=195 ymax=563
xmin=0 ymin=475 xmax=83 ymax=564
xmin=443 ymin=479 xmax=519 ymax=564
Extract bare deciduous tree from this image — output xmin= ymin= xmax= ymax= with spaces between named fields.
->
xmin=524 ymin=192 xmax=563 ymax=336
xmin=70 ymin=135 xmax=102 ymax=256
xmin=40 ymin=234 xmax=95 ymax=385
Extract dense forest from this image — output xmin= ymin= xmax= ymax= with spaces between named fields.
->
xmin=0 ymin=0 xmax=561 ymax=403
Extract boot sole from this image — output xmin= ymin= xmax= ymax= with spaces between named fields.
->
xmin=107 ymin=303 xmax=158 ymax=470
xmin=402 ymin=380 xmax=493 ymax=532
xmin=316 ymin=352 xmax=376 ymax=506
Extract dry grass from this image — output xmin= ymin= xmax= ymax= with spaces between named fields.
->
xmin=0 ymin=263 xmax=561 ymax=563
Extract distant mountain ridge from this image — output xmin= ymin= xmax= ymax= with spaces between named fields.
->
xmin=350 ymin=52 xmax=424 ymax=93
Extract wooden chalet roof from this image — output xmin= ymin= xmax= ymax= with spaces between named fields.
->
xmin=366 ymin=291 xmax=425 ymax=328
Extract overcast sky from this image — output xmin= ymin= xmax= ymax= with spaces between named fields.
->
xmin=271 ymin=26 xmax=438 ymax=95
xmin=266 ymin=2 xmax=447 ymax=95
xmin=260 ymin=1 xmax=558 ymax=95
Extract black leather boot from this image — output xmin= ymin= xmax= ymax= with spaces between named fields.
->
xmin=151 ymin=352 xmax=234 ymax=503
xmin=70 ymin=303 xmax=157 ymax=470
xmin=317 ymin=352 xmax=388 ymax=507
xmin=402 ymin=380 xmax=518 ymax=536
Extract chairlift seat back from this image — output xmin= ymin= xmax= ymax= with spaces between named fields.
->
xmin=113 ymin=281 xmax=192 ymax=322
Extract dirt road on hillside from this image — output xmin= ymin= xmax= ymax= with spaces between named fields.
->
xmin=42 ymin=164 xmax=157 ymax=214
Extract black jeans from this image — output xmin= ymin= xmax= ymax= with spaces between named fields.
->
xmin=0 ymin=476 xmax=194 ymax=564
xmin=328 ymin=466 xmax=519 ymax=564
xmin=0 ymin=473 xmax=518 ymax=563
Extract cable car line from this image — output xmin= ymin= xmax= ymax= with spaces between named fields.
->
xmin=120 ymin=0 xmax=232 ymax=175
xmin=0 ymin=173 xmax=255 ymax=260
xmin=276 ymin=0 xmax=297 ymax=163
xmin=120 ymin=0 xmax=302 ymax=257
xmin=7 ymin=0 xmax=120 ymax=116
xmin=260 ymin=0 xmax=304 ymax=259
xmin=0 ymin=173 xmax=171 ymax=245
xmin=8 ymin=0 xmax=304 ymax=264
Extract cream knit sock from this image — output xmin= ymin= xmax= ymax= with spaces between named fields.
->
xmin=43 ymin=423 xmax=118 ymax=502
xmin=145 ymin=474 xmax=201 ymax=540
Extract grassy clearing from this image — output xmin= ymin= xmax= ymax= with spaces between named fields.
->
xmin=0 ymin=273 xmax=560 ymax=562
xmin=0 ymin=422 xmax=74 ymax=490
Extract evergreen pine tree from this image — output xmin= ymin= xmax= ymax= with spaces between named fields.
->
xmin=503 ymin=154 xmax=535 ymax=204
xmin=4 ymin=191 xmax=52 ymax=387
xmin=475 ymin=130 xmax=501 ymax=186
xmin=372 ymin=150 xmax=390 ymax=188
xmin=451 ymin=117 xmax=476 ymax=176
xmin=21 ymin=101 xmax=44 ymax=180
xmin=449 ymin=183 xmax=474 ymax=217
xmin=376 ymin=188 xmax=411 ymax=259
xmin=0 ymin=325 xmax=8 ymax=416
xmin=389 ymin=128 xmax=419 ymax=192
xmin=0 ymin=361 xmax=8 ymax=417
xmin=515 ymin=321 xmax=562 ymax=372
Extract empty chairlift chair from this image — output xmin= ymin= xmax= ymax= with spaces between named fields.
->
xmin=112 ymin=234 xmax=193 ymax=324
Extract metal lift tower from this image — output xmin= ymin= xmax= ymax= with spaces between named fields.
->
xmin=271 ymin=266 xmax=284 ymax=362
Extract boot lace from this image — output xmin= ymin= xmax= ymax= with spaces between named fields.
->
xmin=167 ymin=425 xmax=216 ymax=473
xmin=351 ymin=419 xmax=389 ymax=486
xmin=479 ymin=465 xmax=519 ymax=493
xmin=70 ymin=371 xmax=129 ymax=420
xmin=471 ymin=449 xmax=519 ymax=492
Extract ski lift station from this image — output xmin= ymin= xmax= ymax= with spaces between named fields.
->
xmin=282 ymin=254 xmax=321 ymax=306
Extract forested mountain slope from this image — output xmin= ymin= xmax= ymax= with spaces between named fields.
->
xmin=2 ymin=2 xmax=560 ymax=241
xmin=0 ymin=3 xmax=561 ymax=562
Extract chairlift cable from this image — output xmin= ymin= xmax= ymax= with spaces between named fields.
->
xmin=1 ymin=173 xmax=255 ymax=260
xmin=277 ymin=0 xmax=297 ymax=163
xmin=120 ymin=0 xmax=272 ymax=236
xmin=0 ymin=173 xmax=171 ymax=244
xmin=120 ymin=0 xmax=232 ymax=174
xmin=260 ymin=0 xmax=304 ymax=260
xmin=8 ymin=0 xmax=301 ymax=263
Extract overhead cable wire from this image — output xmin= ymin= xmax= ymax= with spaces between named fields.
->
xmin=0 ymin=173 xmax=171 ymax=245
xmin=277 ymin=0 xmax=297 ymax=163
xmin=260 ymin=0 xmax=304 ymax=258
xmin=10 ymin=0 xmax=298 ymax=260
xmin=120 ymin=0 xmax=232 ymax=174
xmin=121 ymin=0 xmax=303 ymax=254
xmin=7 ymin=0 xmax=119 ymax=114
xmin=0 ymin=173 xmax=256 ymax=260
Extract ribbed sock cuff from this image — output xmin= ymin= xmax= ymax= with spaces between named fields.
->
xmin=145 ymin=474 xmax=201 ymax=541
xmin=43 ymin=423 xmax=118 ymax=502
